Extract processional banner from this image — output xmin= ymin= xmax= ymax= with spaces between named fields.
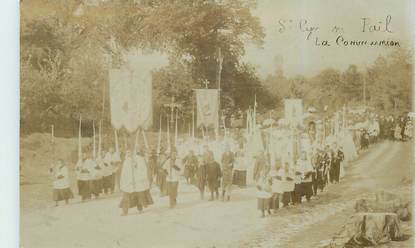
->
xmin=109 ymin=68 xmax=152 ymax=132
xmin=284 ymin=99 xmax=303 ymax=127
xmin=195 ymin=89 xmax=219 ymax=128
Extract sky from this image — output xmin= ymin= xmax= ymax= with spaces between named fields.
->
xmin=243 ymin=0 xmax=415 ymax=78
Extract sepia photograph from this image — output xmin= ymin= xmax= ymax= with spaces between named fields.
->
xmin=20 ymin=0 xmax=414 ymax=247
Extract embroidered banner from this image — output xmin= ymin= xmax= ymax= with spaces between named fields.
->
xmin=195 ymin=89 xmax=219 ymax=128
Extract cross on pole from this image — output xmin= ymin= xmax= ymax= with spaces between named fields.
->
xmin=216 ymin=47 xmax=223 ymax=90
xmin=202 ymin=79 xmax=210 ymax=89
xmin=163 ymin=96 xmax=181 ymax=125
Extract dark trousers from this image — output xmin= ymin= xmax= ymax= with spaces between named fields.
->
xmin=209 ymin=183 xmax=219 ymax=200
xmin=293 ymin=184 xmax=302 ymax=204
xmin=91 ymin=179 xmax=102 ymax=197
xmin=120 ymin=192 xmax=143 ymax=215
xmin=302 ymin=182 xmax=313 ymax=202
xmin=167 ymin=181 xmax=179 ymax=207
xmin=102 ymin=174 xmax=114 ymax=194
xmin=198 ymin=182 xmax=206 ymax=199
xmin=330 ymin=163 xmax=340 ymax=183
xmin=77 ymin=180 xmax=91 ymax=201
xmin=312 ymin=173 xmax=318 ymax=196
xmin=114 ymin=169 xmax=121 ymax=192
xmin=282 ymin=192 xmax=292 ymax=207
xmin=271 ymin=193 xmax=280 ymax=210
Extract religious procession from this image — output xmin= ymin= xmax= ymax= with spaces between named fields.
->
xmin=20 ymin=1 xmax=413 ymax=248
xmin=48 ymin=91 xmax=412 ymax=217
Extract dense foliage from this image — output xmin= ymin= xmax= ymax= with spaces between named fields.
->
xmin=21 ymin=0 xmax=412 ymax=135
xmin=263 ymin=48 xmax=413 ymax=115
xmin=21 ymin=0 xmax=278 ymax=134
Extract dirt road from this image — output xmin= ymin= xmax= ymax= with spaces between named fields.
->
xmin=239 ymin=140 xmax=413 ymax=248
xmin=20 ymin=141 xmax=413 ymax=248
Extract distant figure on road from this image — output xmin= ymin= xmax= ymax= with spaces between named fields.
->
xmin=196 ymin=155 xmax=207 ymax=200
xmin=182 ymin=150 xmax=198 ymax=184
xmin=163 ymin=148 xmax=181 ymax=208
xmin=233 ymin=149 xmax=247 ymax=187
xmin=360 ymin=129 xmax=370 ymax=150
xmin=220 ymin=145 xmax=234 ymax=201
xmin=206 ymin=154 xmax=222 ymax=201
xmin=256 ymin=170 xmax=272 ymax=218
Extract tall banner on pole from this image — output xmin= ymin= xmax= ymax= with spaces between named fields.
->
xmin=284 ymin=99 xmax=303 ymax=127
xmin=109 ymin=68 xmax=153 ymax=132
xmin=195 ymin=89 xmax=219 ymax=128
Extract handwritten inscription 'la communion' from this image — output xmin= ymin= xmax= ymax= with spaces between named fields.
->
xmin=277 ymin=15 xmax=399 ymax=47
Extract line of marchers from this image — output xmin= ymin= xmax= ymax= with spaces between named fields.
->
xmin=314 ymin=35 xmax=400 ymax=47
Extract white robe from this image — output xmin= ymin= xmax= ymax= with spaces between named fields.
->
xmin=163 ymin=158 xmax=180 ymax=182
xmin=270 ymin=169 xmax=284 ymax=194
xmin=120 ymin=156 xmax=150 ymax=193
xmin=256 ymin=177 xmax=272 ymax=199
xmin=50 ymin=164 xmax=70 ymax=189
xmin=89 ymin=159 xmax=103 ymax=180
xmin=283 ymin=168 xmax=295 ymax=192
xmin=134 ymin=155 xmax=150 ymax=192
xmin=340 ymin=130 xmax=357 ymax=162
xmin=296 ymin=159 xmax=314 ymax=183
xmin=102 ymin=152 xmax=113 ymax=177
xmin=75 ymin=159 xmax=92 ymax=181
xmin=112 ymin=152 xmax=122 ymax=173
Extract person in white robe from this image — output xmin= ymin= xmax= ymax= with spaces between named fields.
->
xmin=270 ymin=160 xmax=284 ymax=212
xmin=102 ymin=149 xmax=114 ymax=194
xmin=119 ymin=150 xmax=154 ymax=216
xmin=111 ymin=148 xmax=122 ymax=192
xmin=49 ymin=159 xmax=73 ymax=206
xmin=282 ymin=162 xmax=295 ymax=207
xmin=256 ymin=171 xmax=272 ymax=218
xmin=75 ymin=153 xmax=92 ymax=201
xmin=90 ymin=155 xmax=103 ymax=199
xmin=340 ymin=129 xmax=358 ymax=162
xmin=134 ymin=150 xmax=154 ymax=209
xmin=292 ymin=159 xmax=303 ymax=205
xmin=163 ymin=149 xmax=181 ymax=208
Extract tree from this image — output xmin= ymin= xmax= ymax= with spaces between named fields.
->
xmin=340 ymin=64 xmax=364 ymax=104
xmin=309 ymin=68 xmax=342 ymax=111
xmin=20 ymin=0 xmax=267 ymax=134
xmin=366 ymin=48 xmax=412 ymax=114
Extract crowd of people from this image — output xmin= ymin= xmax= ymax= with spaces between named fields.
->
xmin=47 ymin=111 xmax=413 ymax=217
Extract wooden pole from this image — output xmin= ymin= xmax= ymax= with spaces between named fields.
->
xmin=246 ymin=109 xmax=250 ymax=137
xmin=175 ymin=108 xmax=178 ymax=147
xmin=167 ymin=114 xmax=171 ymax=151
xmin=51 ymin=124 xmax=55 ymax=160
xmin=253 ymin=94 xmax=257 ymax=133
xmin=98 ymin=120 xmax=102 ymax=157
xmin=78 ymin=115 xmax=82 ymax=161
xmin=101 ymin=81 xmax=106 ymax=118
xmin=363 ymin=75 xmax=366 ymax=108
xmin=92 ymin=120 xmax=96 ymax=159
xmin=222 ymin=115 xmax=227 ymax=138
xmin=114 ymin=129 xmax=119 ymax=154
xmin=142 ymin=129 xmax=149 ymax=150
xmin=188 ymin=122 xmax=191 ymax=138
xmin=201 ymin=125 xmax=205 ymax=138
xmin=157 ymin=114 xmax=162 ymax=154
xmin=192 ymin=103 xmax=195 ymax=139
xmin=134 ymin=129 xmax=139 ymax=154
xmin=269 ymin=112 xmax=274 ymax=167
xmin=51 ymin=124 xmax=54 ymax=143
